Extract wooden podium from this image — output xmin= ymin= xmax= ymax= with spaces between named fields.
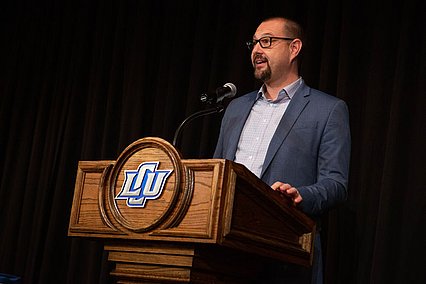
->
xmin=68 ymin=137 xmax=315 ymax=283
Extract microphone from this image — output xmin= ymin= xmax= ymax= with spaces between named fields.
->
xmin=200 ymin=83 xmax=237 ymax=104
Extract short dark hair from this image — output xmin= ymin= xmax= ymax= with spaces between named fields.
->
xmin=262 ymin=16 xmax=304 ymax=42
xmin=283 ymin=18 xmax=304 ymax=42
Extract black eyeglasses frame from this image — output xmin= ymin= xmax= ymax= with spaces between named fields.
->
xmin=246 ymin=36 xmax=295 ymax=50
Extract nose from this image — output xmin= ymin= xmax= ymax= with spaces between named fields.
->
xmin=252 ymin=41 xmax=262 ymax=53
xmin=251 ymin=43 xmax=263 ymax=59
xmin=252 ymin=46 xmax=265 ymax=64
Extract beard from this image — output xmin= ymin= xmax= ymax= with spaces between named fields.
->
xmin=253 ymin=54 xmax=271 ymax=82
xmin=254 ymin=65 xmax=271 ymax=82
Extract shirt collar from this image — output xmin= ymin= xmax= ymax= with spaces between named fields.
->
xmin=256 ymin=77 xmax=303 ymax=102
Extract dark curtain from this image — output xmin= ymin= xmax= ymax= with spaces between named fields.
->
xmin=1 ymin=0 xmax=425 ymax=283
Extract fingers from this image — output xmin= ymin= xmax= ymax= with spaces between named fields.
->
xmin=286 ymin=187 xmax=303 ymax=204
xmin=271 ymin=182 xmax=302 ymax=205
xmin=271 ymin=181 xmax=292 ymax=192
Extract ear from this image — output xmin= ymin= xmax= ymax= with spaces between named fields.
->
xmin=289 ymin=39 xmax=302 ymax=61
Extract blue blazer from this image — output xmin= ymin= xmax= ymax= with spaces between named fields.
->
xmin=213 ymin=81 xmax=351 ymax=217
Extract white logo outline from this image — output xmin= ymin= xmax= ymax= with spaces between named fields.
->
xmin=115 ymin=162 xmax=173 ymax=207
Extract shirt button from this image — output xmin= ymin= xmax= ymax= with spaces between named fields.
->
xmin=248 ymin=156 xmax=253 ymax=159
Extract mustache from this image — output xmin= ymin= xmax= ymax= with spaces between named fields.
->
xmin=253 ymin=53 xmax=268 ymax=64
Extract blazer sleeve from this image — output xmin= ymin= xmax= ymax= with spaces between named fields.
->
xmin=297 ymin=99 xmax=351 ymax=216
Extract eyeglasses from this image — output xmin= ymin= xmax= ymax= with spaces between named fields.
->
xmin=246 ymin=36 xmax=295 ymax=50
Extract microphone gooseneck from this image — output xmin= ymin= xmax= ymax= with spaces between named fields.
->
xmin=172 ymin=105 xmax=224 ymax=148
xmin=173 ymin=83 xmax=237 ymax=152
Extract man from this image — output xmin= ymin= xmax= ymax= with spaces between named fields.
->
xmin=213 ymin=17 xmax=351 ymax=283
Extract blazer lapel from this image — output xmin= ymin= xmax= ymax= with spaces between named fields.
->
xmin=261 ymin=84 xmax=311 ymax=177
xmin=225 ymin=91 xmax=258 ymax=160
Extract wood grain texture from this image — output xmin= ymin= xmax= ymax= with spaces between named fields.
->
xmin=68 ymin=137 xmax=316 ymax=282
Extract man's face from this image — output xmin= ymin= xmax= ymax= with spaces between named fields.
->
xmin=251 ymin=19 xmax=292 ymax=83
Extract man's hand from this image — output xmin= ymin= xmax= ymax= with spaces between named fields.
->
xmin=271 ymin=182 xmax=303 ymax=205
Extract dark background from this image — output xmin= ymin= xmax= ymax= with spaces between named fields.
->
xmin=1 ymin=0 xmax=425 ymax=283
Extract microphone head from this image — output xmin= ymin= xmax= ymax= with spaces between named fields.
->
xmin=200 ymin=82 xmax=237 ymax=104
xmin=223 ymin=82 xmax=237 ymax=97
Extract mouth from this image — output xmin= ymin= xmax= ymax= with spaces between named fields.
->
xmin=253 ymin=55 xmax=268 ymax=68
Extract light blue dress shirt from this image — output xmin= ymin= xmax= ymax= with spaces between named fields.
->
xmin=235 ymin=77 xmax=303 ymax=177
